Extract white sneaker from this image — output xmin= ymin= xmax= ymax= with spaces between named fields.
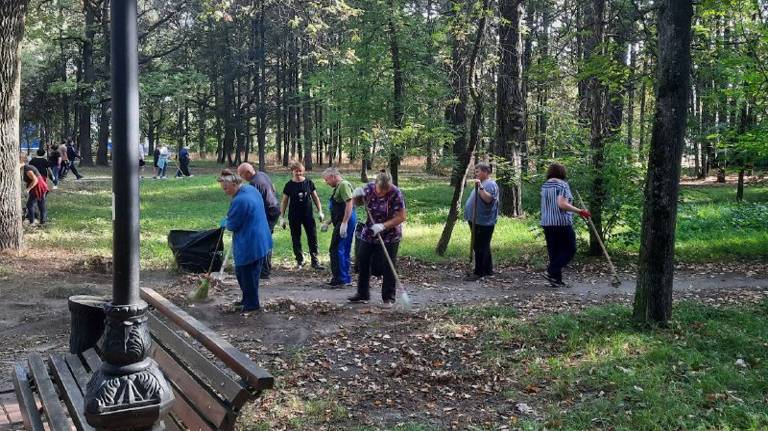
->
xmin=53 ymin=185 xmax=58 ymax=190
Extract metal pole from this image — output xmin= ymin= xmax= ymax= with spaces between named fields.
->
xmin=84 ymin=1 xmax=173 ymax=429
xmin=112 ymin=0 xmax=140 ymax=306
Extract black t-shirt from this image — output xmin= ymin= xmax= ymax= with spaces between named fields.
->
xmin=282 ymin=178 xmax=316 ymax=219
xmin=23 ymin=164 xmax=41 ymax=187
xmin=48 ymin=150 xmax=60 ymax=164
xmin=29 ymin=157 xmax=50 ymax=178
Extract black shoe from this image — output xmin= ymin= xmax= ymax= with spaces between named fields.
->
xmin=464 ymin=273 xmax=483 ymax=282
xmin=543 ymin=272 xmax=565 ymax=287
xmin=233 ymin=300 xmax=243 ymax=306
xmin=260 ymin=273 xmax=270 ymax=280
xmin=347 ymin=294 xmax=370 ymax=303
xmin=311 ymin=262 xmax=325 ymax=270
xmin=382 ymin=299 xmax=395 ymax=305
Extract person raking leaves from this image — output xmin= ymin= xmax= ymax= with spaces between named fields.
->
xmin=218 ymin=169 xmax=273 ymax=312
xmin=540 ymin=163 xmax=591 ymax=287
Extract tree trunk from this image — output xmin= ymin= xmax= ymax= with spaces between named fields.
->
xmin=736 ymin=168 xmax=745 ymax=202
xmin=387 ymin=3 xmax=404 ymax=186
xmin=633 ymin=0 xmax=693 ymax=325
xmin=446 ymin=29 xmax=468 ymax=187
xmin=585 ymin=0 xmax=607 ymax=256
xmin=626 ymin=43 xmax=637 ymax=153
xmin=0 ymin=0 xmax=29 ymax=251
xmin=302 ymin=58 xmax=314 ymax=170
xmin=436 ymin=0 xmax=489 ymax=256
xmin=78 ymin=0 xmax=97 ymax=166
xmin=95 ymin=0 xmax=110 ymax=166
xmin=496 ymin=0 xmax=525 ymax=217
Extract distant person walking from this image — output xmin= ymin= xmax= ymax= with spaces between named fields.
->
xmin=218 ymin=169 xmax=273 ymax=312
xmin=320 ymin=168 xmax=357 ymax=287
xmin=157 ymin=145 xmax=170 ymax=178
xmin=48 ymin=144 xmax=62 ymax=187
xmin=152 ymin=146 xmax=160 ymax=178
xmin=464 ymin=162 xmax=500 ymax=281
xmin=347 ymin=170 xmax=407 ymax=304
xmin=138 ymin=142 xmax=146 ymax=177
xmin=57 ymin=140 xmax=69 ymax=180
xmin=19 ymin=154 xmax=50 ymax=226
xmin=176 ymin=146 xmax=192 ymax=177
xmin=66 ymin=140 xmax=84 ymax=180
xmin=540 ymin=163 xmax=591 ymax=287
xmin=237 ymin=163 xmax=280 ymax=278
xmin=280 ymin=161 xmax=325 ymax=269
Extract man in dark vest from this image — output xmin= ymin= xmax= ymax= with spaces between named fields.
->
xmin=237 ymin=163 xmax=281 ymax=278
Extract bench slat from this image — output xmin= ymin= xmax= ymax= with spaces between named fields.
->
xmin=27 ymin=354 xmax=70 ymax=431
xmin=141 ymin=288 xmax=273 ymax=391
xmin=64 ymin=354 xmax=90 ymax=396
xmin=147 ymin=314 xmax=247 ymax=404
xmin=48 ymin=355 xmax=94 ymax=431
xmin=80 ymin=350 xmax=102 ymax=374
xmin=11 ymin=365 xmax=44 ymax=431
xmin=163 ymin=415 xmax=184 ymax=431
xmin=152 ymin=344 xmax=230 ymax=427
xmin=168 ymin=386 xmax=215 ymax=431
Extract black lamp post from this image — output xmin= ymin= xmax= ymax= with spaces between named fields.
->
xmin=84 ymin=0 xmax=173 ymax=429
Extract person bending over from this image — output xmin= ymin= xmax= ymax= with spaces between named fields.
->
xmin=218 ymin=169 xmax=273 ymax=312
xmin=347 ymin=170 xmax=407 ymax=304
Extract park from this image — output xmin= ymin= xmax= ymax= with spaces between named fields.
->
xmin=0 ymin=0 xmax=767 ymax=430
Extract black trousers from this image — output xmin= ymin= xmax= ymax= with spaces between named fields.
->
xmin=543 ymin=225 xmax=576 ymax=282
xmin=468 ymin=222 xmax=495 ymax=276
xmin=356 ymin=240 xmax=399 ymax=301
xmin=289 ymin=213 xmax=319 ymax=263
xmin=261 ymin=218 xmax=277 ymax=277
xmin=176 ymin=160 xmax=191 ymax=177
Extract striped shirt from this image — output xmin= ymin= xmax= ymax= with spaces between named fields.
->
xmin=540 ymin=179 xmax=574 ymax=226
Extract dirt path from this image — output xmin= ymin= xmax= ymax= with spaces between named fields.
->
xmin=1 ymin=255 xmax=766 ymax=428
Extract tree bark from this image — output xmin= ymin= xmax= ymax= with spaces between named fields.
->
xmin=585 ymin=0 xmax=607 ymax=256
xmin=0 ymin=0 xmax=29 ymax=251
xmin=436 ymin=0 xmax=490 ymax=256
xmin=496 ymin=0 xmax=525 ymax=217
xmin=78 ymin=0 xmax=98 ymax=166
xmin=633 ymin=0 xmax=693 ymax=325
xmin=387 ymin=2 xmax=404 ymax=186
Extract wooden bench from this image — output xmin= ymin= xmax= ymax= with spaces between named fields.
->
xmin=9 ymin=287 xmax=274 ymax=431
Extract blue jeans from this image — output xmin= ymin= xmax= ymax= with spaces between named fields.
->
xmin=543 ymin=225 xmax=576 ymax=282
xmin=26 ymin=193 xmax=47 ymax=224
xmin=234 ymin=259 xmax=264 ymax=310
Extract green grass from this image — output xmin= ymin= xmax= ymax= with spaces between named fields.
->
xmin=456 ymin=300 xmax=768 ymax=430
xmin=26 ymin=163 xmax=768 ymax=269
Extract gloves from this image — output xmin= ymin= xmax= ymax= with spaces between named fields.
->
xmin=340 ymin=223 xmax=348 ymax=238
xmin=351 ymin=187 xmax=365 ymax=198
xmin=371 ymin=223 xmax=385 ymax=236
xmin=320 ymin=222 xmax=329 ymax=233
xmin=279 ymin=216 xmax=287 ymax=229
xmin=318 ymin=211 xmax=325 ymax=222
xmin=578 ymin=209 xmax=592 ymax=219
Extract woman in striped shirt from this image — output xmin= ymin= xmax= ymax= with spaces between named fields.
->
xmin=540 ymin=163 xmax=591 ymax=286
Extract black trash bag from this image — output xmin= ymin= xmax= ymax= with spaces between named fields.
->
xmin=353 ymin=222 xmax=384 ymax=277
xmin=168 ymin=228 xmax=224 ymax=273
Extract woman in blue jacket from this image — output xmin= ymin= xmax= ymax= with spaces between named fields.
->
xmin=218 ymin=169 xmax=273 ymax=312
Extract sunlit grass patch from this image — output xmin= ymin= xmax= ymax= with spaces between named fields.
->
xmin=453 ymin=300 xmax=768 ymax=430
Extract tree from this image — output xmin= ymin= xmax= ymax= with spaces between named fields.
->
xmin=496 ymin=0 xmax=526 ymax=217
xmin=0 ymin=0 xmax=30 ymax=251
xmin=633 ymin=0 xmax=694 ymax=325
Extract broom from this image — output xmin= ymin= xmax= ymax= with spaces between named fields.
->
xmin=364 ymin=204 xmax=412 ymax=309
xmin=572 ymin=189 xmax=622 ymax=288
xmin=190 ymin=227 xmax=225 ymax=301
